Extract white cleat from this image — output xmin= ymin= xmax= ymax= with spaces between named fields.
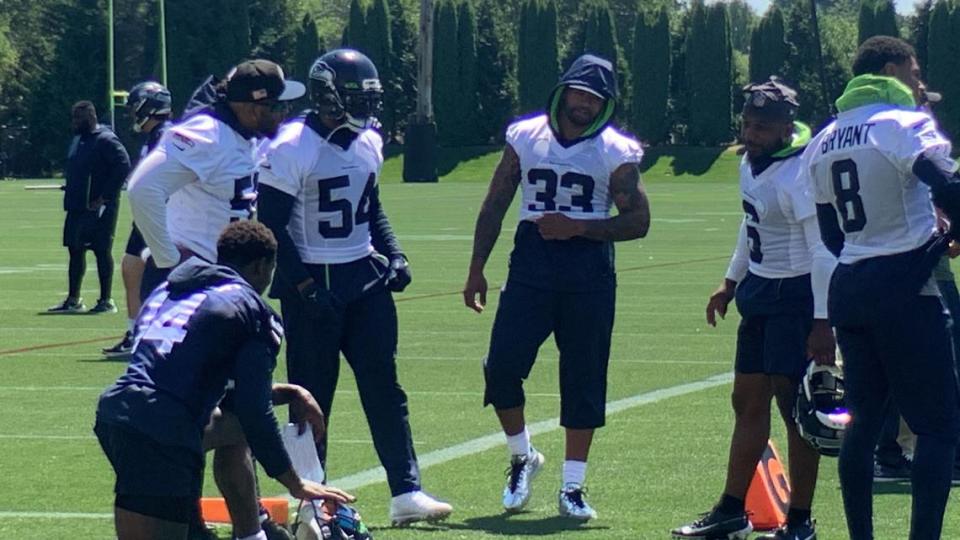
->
xmin=389 ymin=490 xmax=453 ymax=526
xmin=502 ymin=449 xmax=545 ymax=513
xmin=557 ymin=483 xmax=598 ymax=521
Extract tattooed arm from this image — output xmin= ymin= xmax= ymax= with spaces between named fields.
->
xmin=536 ymin=163 xmax=650 ymax=242
xmin=463 ymin=144 xmax=522 ymax=313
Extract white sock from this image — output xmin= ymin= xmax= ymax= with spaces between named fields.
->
xmin=126 ymin=318 xmax=136 ymax=333
xmin=236 ymin=531 xmax=267 ymax=540
xmin=505 ymin=426 xmax=531 ymax=457
xmin=563 ymin=460 xmax=587 ymax=487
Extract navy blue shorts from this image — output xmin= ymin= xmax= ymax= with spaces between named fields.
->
xmin=124 ymin=223 xmax=147 ymax=258
xmin=94 ymin=421 xmax=203 ymax=522
xmin=62 ymin=204 xmax=119 ymax=251
xmin=733 ymin=272 xmax=813 ymax=381
xmin=483 ymin=281 xmax=615 ymax=429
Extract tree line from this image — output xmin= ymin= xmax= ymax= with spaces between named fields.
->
xmin=0 ymin=0 xmax=958 ymax=176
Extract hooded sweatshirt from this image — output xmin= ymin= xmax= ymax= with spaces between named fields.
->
xmin=96 ymin=258 xmax=292 ymax=478
xmin=503 ymin=54 xmax=643 ymax=292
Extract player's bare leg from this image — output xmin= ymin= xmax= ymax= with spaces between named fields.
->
xmin=115 ymin=507 xmax=188 ymax=540
xmin=204 ymin=409 xmax=262 ymax=538
xmin=772 ymin=375 xmax=819 ymax=538
xmin=496 ymin=406 xmax=525 ymax=436
xmin=123 ymin=254 xmax=145 ymax=319
xmin=724 ymin=373 xmax=774 ymax=498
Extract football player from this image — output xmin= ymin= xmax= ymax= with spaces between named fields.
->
xmin=103 ymin=81 xmax=174 ymax=358
xmin=671 ymin=78 xmax=836 ymax=540
xmin=257 ymin=49 xmax=452 ymax=526
xmin=805 ymin=36 xmax=960 ymax=539
xmin=127 ymin=60 xmax=305 ymax=540
xmin=127 ymin=59 xmax=305 ymax=299
xmin=463 ymin=54 xmax=650 ymax=520
xmin=95 ymin=221 xmax=354 ymax=540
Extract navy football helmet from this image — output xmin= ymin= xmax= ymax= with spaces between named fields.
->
xmin=309 ymin=49 xmax=382 ymax=132
xmin=794 ymin=361 xmax=849 ymax=457
xmin=126 ymin=81 xmax=172 ymax=133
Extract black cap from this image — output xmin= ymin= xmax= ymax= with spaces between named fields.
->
xmin=224 ymin=59 xmax=306 ymax=103
xmin=742 ymin=77 xmax=799 ymax=122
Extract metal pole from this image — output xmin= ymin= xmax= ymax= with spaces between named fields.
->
xmin=107 ymin=0 xmax=115 ymax=129
xmin=159 ymin=0 xmax=168 ymax=86
xmin=416 ymin=0 xmax=433 ymax=122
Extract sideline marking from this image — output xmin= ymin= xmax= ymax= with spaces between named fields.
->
xmin=0 ymin=372 xmax=733 ymax=521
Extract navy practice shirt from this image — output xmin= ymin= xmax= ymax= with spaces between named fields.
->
xmin=96 ymin=259 xmax=292 ymax=478
xmin=64 ymin=124 xmax=131 ymax=211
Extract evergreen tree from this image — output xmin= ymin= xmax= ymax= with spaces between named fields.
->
xmin=456 ymin=1 xmax=480 ymax=144
xmin=293 ymin=13 xmax=321 ymax=80
xmin=727 ymin=0 xmax=757 ymax=54
xmin=387 ymin=0 xmax=416 ymax=138
xmin=927 ymin=0 xmax=960 ymax=140
xmin=342 ymin=0 xmax=367 ymax=49
xmin=859 ymin=0 xmax=899 ymax=44
xmin=749 ymin=5 xmax=789 ymax=82
xmin=432 ymin=0 xmax=460 ymax=143
xmin=476 ymin=0 xmax=517 ymax=142
xmin=631 ymin=7 xmax=671 ymax=144
xmin=517 ymin=0 xmax=558 ymax=114
xmin=248 ymin=0 xmax=300 ymax=68
xmin=910 ymin=0 xmax=933 ymax=75
xmin=703 ymin=3 xmax=732 ymax=144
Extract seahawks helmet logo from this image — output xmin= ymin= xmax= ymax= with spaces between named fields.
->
xmin=309 ymin=61 xmax=335 ymax=84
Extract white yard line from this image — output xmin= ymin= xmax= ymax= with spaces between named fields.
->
xmin=0 ymin=371 xmax=733 ymax=521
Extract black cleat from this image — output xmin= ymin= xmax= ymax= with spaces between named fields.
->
xmin=873 ymin=455 xmax=912 ymax=483
xmin=767 ymin=519 xmax=817 ymax=540
xmin=46 ymin=298 xmax=85 ymax=314
xmin=102 ymin=331 xmax=134 ymax=358
xmin=88 ymin=298 xmax=118 ymax=314
xmin=672 ymin=506 xmax=753 ymax=539
xmin=262 ymin=517 xmax=294 ymax=540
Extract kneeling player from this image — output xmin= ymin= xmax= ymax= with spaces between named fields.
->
xmin=95 ymin=221 xmax=353 ymax=540
xmin=672 ymin=79 xmax=836 ymax=540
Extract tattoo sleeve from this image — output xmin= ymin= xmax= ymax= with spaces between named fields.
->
xmin=579 ymin=163 xmax=651 ymax=241
xmin=469 ymin=144 xmax=522 ymax=270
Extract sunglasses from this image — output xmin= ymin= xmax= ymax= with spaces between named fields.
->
xmin=253 ymin=100 xmax=291 ymax=113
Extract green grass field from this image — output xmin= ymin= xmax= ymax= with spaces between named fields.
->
xmin=0 ymin=147 xmax=953 ymax=539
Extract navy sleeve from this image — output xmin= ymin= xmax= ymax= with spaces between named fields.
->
xmin=914 ymin=155 xmax=960 ymax=234
xmin=258 ymin=184 xmax=311 ymax=292
xmin=101 ymin=134 xmax=131 ymax=202
xmin=229 ymin=333 xmax=292 ymax=479
xmin=369 ymin=184 xmax=403 ymax=259
xmin=816 ymin=203 xmax=844 ymax=258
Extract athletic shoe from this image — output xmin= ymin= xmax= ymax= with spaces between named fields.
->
xmin=873 ymin=455 xmax=912 ymax=483
xmin=46 ymin=298 xmax=85 ymax=314
xmin=952 ymin=466 xmax=960 ymax=487
xmin=557 ymin=483 xmax=597 ymax=521
xmin=262 ymin=517 xmax=294 ymax=540
xmin=102 ymin=331 xmax=134 ymax=358
xmin=503 ymin=448 xmax=545 ymax=512
xmin=389 ymin=490 xmax=453 ymax=526
xmin=770 ymin=519 xmax=817 ymax=540
xmin=672 ymin=506 xmax=752 ymax=539
xmin=88 ymin=298 xmax=118 ymax=314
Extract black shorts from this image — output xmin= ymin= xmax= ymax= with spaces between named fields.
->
xmin=733 ymin=272 xmax=814 ymax=381
xmin=62 ymin=204 xmax=119 ymax=251
xmin=483 ymin=281 xmax=616 ymax=429
xmin=94 ymin=420 xmax=203 ymax=523
xmin=124 ymin=223 xmax=147 ymax=258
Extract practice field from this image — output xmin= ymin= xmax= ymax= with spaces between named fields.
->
xmin=0 ymin=147 xmax=955 ymax=538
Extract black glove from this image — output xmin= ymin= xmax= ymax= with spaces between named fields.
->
xmin=386 ymin=255 xmax=412 ymax=292
xmin=300 ymin=282 xmax=342 ymax=320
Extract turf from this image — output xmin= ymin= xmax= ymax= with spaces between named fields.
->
xmin=0 ymin=147 xmax=955 ymax=538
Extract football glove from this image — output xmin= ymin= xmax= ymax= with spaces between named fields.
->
xmin=386 ymin=255 xmax=411 ymax=293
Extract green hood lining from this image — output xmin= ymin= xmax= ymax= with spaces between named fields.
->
xmin=772 ymin=121 xmax=812 ymax=158
xmin=835 ymin=74 xmax=916 ymax=112
xmin=548 ymin=84 xmax=615 ymax=141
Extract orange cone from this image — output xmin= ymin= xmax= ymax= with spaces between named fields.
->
xmin=745 ymin=439 xmax=791 ymax=531
xmin=200 ymin=497 xmax=289 ymax=525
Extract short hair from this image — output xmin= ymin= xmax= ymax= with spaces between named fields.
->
xmin=217 ymin=221 xmax=277 ymax=268
xmin=852 ymin=36 xmax=916 ymax=76
xmin=72 ymin=100 xmax=96 ymax=115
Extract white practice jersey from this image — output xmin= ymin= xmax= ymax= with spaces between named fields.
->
xmin=258 ymin=118 xmax=381 ymax=264
xmin=725 ymin=153 xmax=835 ymax=318
xmin=805 ymin=103 xmax=956 ymax=264
xmin=736 ymin=155 xmax=817 ymax=277
xmin=127 ymin=111 xmax=259 ymax=268
xmin=507 ymin=115 xmax=643 ymax=223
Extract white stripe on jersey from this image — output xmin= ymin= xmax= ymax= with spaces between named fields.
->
xmin=506 ymin=115 xmax=643 ymax=223
xmin=258 ymin=118 xmax=381 ymax=264
xmin=805 ymin=104 xmax=950 ymax=264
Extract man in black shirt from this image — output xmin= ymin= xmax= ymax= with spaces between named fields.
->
xmin=49 ymin=101 xmax=131 ymax=314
